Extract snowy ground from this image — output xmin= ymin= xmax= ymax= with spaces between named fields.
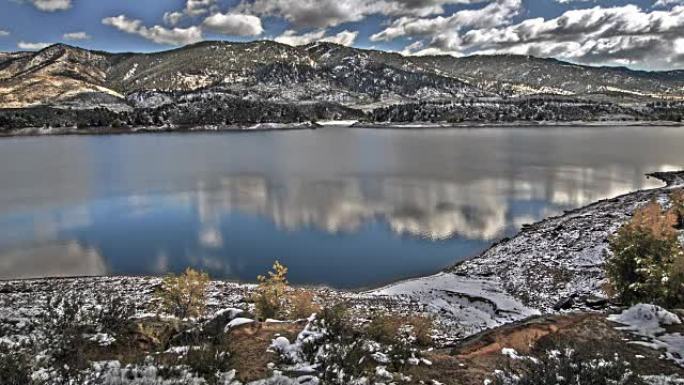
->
xmin=364 ymin=170 xmax=684 ymax=337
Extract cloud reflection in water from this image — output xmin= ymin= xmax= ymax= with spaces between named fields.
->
xmin=0 ymin=128 xmax=681 ymax=287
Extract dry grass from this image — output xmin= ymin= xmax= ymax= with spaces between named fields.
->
xmin=366 ymin=313 xmax=404 ymax=345
xmin=407 ymin=314 xmax=434 ymax=346
xmin=228 ymin=322 xmax=303 ymax=382
xmin=365 ymin=312 xmax=434 ymax=346
xmin=287 ymin=290 xmax=321 ymax=320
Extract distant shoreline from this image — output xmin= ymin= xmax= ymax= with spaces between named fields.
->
xmin=1 ymin=120 xmax=683 ymax=138
xmin=352 ymin=120 xmax=684 ymax=129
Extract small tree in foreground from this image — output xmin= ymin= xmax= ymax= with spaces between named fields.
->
xmin=254 ymin=261 xmax=289 ymax=320
xmin=157 ymin=268 xmax=210 ymax=319
xmin=671 ymin=189 xmax=684 ymax=228
xmin=606 ymin=200 xmax=684 ymax=307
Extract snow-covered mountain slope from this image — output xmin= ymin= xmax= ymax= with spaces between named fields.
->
xmin=2 ymin=41 xmax=684 ymax=109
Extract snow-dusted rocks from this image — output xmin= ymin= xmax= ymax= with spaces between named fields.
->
xmin=609 ymin=304 xmax=684 ymax=367
xmin=224 ymin=318 xmax=256 ymax=333
xmin=609 ymin=304 xmax=682 ymax=336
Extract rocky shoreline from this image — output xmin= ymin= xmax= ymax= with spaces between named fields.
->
xmin=351 ymin=120 xmax=684 ymax=130
xmin=1 ymin=120 xmax=683 ymax=138
xmin=363 ymin=171 xmax=683 ymax=335
xmin=0 ymin=121 xmax=323 ymax=137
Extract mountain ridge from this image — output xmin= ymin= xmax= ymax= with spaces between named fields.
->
xmin=1 ymin=41 xmax=684 ymax=132
xmin=2 ymin=41 xmax=684 ymax=110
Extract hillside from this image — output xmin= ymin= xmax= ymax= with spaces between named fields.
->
xmin=1 ymin=41 xmax=684 ymax=130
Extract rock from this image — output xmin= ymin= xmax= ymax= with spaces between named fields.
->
xmin=553 ymin=296 xmax=575 ymax=311
xmin=204 ymin=308 xmax=248 ymax=335
xmin=224 ymin=317 xmax=256 ymax=332
xmin=583 ymin=296 xmax=609 ymax=309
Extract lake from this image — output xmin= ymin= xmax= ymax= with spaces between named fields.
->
xmin=0 ymin=126 xmax=682 ymax=288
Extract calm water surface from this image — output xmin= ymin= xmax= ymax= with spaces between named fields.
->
xmin=1 ymin=126 xmax=682 ymax=288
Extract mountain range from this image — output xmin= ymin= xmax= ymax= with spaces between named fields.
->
xmin=1 ymin=41 xmax=684 ymax=130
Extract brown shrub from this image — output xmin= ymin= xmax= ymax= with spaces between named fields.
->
xmin=366 ymin=313 xmax=403 ymax=345
xmin=408 ymin=314 xmax=434 ymax=346
xmin=288 ymin=290 xmax=321 ymax=320
xmin=156 ymin=268 xmax=210 ymax=319
xmin=671 ymin=190 xmax=684 ymax=228
xmin=628 ymin=200 xmax=678 ymax=240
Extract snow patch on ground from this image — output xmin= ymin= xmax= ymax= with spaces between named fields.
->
xmin=315 ymin=120 xmax=358 ymax=127
xmin=371 ymin=273 xmax=539 ymax=336
xmin=609 ymin=304 xmax=684 ymax=367
xmin=608 ymin=304 xmax=681 ymax=336
xmin=224 ymin=317 xmax=256 ymax=332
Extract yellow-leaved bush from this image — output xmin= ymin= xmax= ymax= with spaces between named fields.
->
xmin=253 ymin=261 xmax=289 ymax=320
xmin=156 ymin=268 xmax=210 ymax=319
xmin=606 ymin=196 xmax=684 ymax=307
xmin=252 ymin=261 xmax=322 ymax=320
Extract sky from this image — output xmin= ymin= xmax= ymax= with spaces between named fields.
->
xmin=1 ymin=0 xmax=684 ymax=70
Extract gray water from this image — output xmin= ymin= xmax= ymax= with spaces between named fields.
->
xmin=0 ymin=126 xmax=682 ymax=288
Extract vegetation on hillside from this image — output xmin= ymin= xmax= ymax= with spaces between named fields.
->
xmin=157 ymin=268 xmax=210 ymax=319
xmin=606 ymin=195 xmax=684 ymax=307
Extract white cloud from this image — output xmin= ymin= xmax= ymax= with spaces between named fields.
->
xmin=63 ymin=31 xmax=90 ymax=40
xmin=275 ymin=29 xmax=358 ymax=46
xmin=390 ymin=4 xmax=684 ymax=69
xmin=237 ymin=0 xmax=494 ymax=29
xmin=18 ymin=41 xmax=51 ymax=50
xmin=203 ymin=13 xmax=264 ymax=36
xmin=162 ymin=0 xmax=219 ymax=23
xmin=654 ymin=0 xmax=684 ymax=7
xmin=102 ymin=15 xmax=203 ymax=46
xmin=186 ymin=0 xmax=217 ymax=16
xmin=27 ymin=0 xmax=71 ymax=12
xmin=163 ymin=11 xmax=185 ymax=26
xmin=371 ymin=0 xmax=521 ymax=41
xmin=554 ymin=0 xmax=596 ymax=3
xmin=325 ymin=30 xmax=359 ymax=46
xmin=0 ymin=30 xmax=9 ymax=37
xmin=398 ymin=4 xmax=684 ymax=69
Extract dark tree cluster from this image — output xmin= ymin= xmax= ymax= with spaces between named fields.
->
xmin=0 ymin=95 xmax=365 ymax=131
xmin=368 ymin=98 xmax=684 ymax=123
